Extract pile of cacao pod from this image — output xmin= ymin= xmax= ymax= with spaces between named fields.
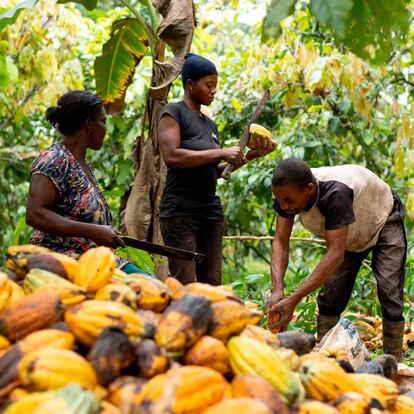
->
xmin=0 ymin=244 xmax=413 ymax=413
xmin=341 ymin=313 xmax=414 ymax=354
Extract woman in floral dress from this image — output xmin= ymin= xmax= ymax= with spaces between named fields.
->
xmin=26 ymin=90 xmax=143 ymax=274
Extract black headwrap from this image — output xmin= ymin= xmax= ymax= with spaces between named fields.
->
xmin=181 ymin=53 xmax=218 ymax=88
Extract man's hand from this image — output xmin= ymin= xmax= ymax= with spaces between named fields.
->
xmin=265 ymin=290 xmax=285 ymax=314
xmin=246 ymin=138 xmax=276 ymax=160
xmin=267 ymin=296 xmax=298 ymax=332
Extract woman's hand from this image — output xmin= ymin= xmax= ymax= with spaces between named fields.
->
xmin=90 ymin=225 xmax=126 ymax=248
xmin=222 ymin=146 xmax=244 ymax=164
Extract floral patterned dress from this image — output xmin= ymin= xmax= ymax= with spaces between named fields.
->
xmin=29 ymin=142 xmax=114 ymax=259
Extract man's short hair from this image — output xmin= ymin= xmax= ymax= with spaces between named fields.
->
xmin=272 ymin=158 xmax=315 ymax=189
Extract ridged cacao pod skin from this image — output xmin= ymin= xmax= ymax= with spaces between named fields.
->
xmin=247 ymin=123 xmax=274 ymax=150
xmin=184 ymin=335 xmax=230 ymax=375
xmin=0 ymin=292 xmax=65 ymax=342
xmin=274 ymin=348 xmax=301 ymax=371
xmin=155 ymin=295 xmax=212 ymax=353
xmin=87 ymin=327 xmax=135 ymax=386
xmin=300 ymin=359 xmax=357 ymax=402
xmin=228 ymin=336 xmax=304 ymax=406
xmin=22 ymin=267 xmax=74 ymax=291
xmin=128 ymin=275 xmax=171 ymax=312
xmin=135 ymin=339 xmax=168 ymax=378
xmin=74 ymin=246 xmax=116 ymax=292
xmin=64 ymin=300 xmax=146 ymax=347
xmin=100 ymin=400 xmax=121 ymax=414
xmin=95 ymin=283 xmax=138 ymax=309
xmin=348 ymin=373 xmax=398 ymax=408
xmin=0 ymin=329 xmax=74 ymax=397
xmin=231 ymin=375 xmax=289 ymax=414
xmin=35 ymin=283 xmax=89 ymax=307
xmin=18 ymin=348 xmax=97 ymax=391
xmin=32 ymin=383 xmax=100 ymax=414
xmin=333 ymin=391 xmax=384 ymax=413
xmin=133 ymin=366 xmax=228 ymax=414
xmin=291 ymin=400 xmax=340 ymax=414
xmin=136 ymin=309 xmax=161 ymax=339
xmin=201 ymin=397 xmax=271 ymax=414
xmin=108 ymin=376 xmax=148 ymax=407
xmin=3 ymin=391 xmax=54 ymax=414
xmin=240 ymin=324 xmax=280 ymax=349
xmin=0 ymin=272 xmax=24 ymax=313
xmin=172 ymin=282 xmax=242 ymax=304
xmin=23 ymin=252 xmax=79 ymax=280
xmin=164 ymin=277 xmax=183 ymax=295
xmin=388 ymin=394 xmax=414 ymax=413
xmin=208 ymin=301 xmax=262 ymax=342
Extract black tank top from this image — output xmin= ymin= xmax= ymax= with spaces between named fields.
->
xmin=159 ymin=101 xmax=223 ymax=221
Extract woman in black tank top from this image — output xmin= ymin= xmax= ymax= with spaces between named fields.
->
xmin=158 ymin=53 xmax=274 ymax=285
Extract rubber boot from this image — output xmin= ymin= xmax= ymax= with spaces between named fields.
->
xmin=317 ymin=314 xmax=340 ymax=342
xmin=383 ymin=318 xmax=405 ymax=362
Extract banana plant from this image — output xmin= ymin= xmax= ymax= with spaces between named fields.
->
xmin=0 ymin=0 xmax=195 ymax=275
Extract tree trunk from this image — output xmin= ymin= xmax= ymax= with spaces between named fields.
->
xmin=124 ymin=0 xmax=195 ymax=279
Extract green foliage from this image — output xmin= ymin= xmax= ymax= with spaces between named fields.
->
xmin=57 ymin=0 xmax=98 ymax=11
xmin=94 ymin=18 xmax=149 ymax=103
xmin=309 ymin=0 xmax=353 ymax=37
xmin=263 ymin=0 xmax=410 ymax=64
xmin=116 ymin=246 xmax=155 ymax=274
xmin=262 ymin=0 xmax=296 ymax=40
xmin=0 ymin=0 xmax=38 ymax=32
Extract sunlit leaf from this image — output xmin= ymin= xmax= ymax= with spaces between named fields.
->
xmin=262 ymin=0 xmax=296 ymax=40
xmin=0 ymin=0 xmax=38 ymax=32
xmin=0 ymin=53 xmax=8 ymax=88
xmin=94 ymin=18 xmax=149 ymax=110
xmin=310 ymin=0 xmax=353 ymax=37
xmin=57 ymin=0 xmax=98 ymax=11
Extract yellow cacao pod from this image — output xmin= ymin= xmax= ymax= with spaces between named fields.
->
xmin=23 ymin=268 xmax=74 ymax=293
xmin=0 ymin=329 xmax=74 ymax=398
xmin=128 ymin=274 xmax=171 ymax=312
xmin=388 ymin=394 xmax=414 ymax=413
xmin=95 ymin=283 xmax=138 ymax=309
xmin=299 ymin=359 xmax=356 ymax=402
xmin=228 ymin=336 xmax=304 ymax=405
xmin=133 ymin=366 xmax=228 ymax=414
xmin=74 ymin=246 xmax=116 ymax=292
xmin=291 ymin=400 xmax=340 ymax=414
xmin=22 ymin=252 xmax=79 ymax=281
xmin=173 ymin=282 xmax=242 ymax=304
xmin=32 ymin=383 xmax=100 ymax=414
xmin=64 ymin=299 xmax=146 ymax=346
xmin=165 ymin=277 xmax=183 ymax=294
xmin=248 ymin=123 xmax=274 ymax=150
xmin=209 ymin=301 xmax=262 ymax=342
xmin=240 ymin=324 xmax=280 ymax=349
xmin=348 ymin=373 xmax=398 ymax=408
xmin=184 ymin=335 xmax=230 ymax=375
xmin=231 ymin=375 xmax=289 ymax=414
xmin=333 ymin=391 xmax=384 ymax=413
xmin=3 ymin=391 xmax=53 ymax=414
xmin=18 ymin=348 xmax=97 ymax=391
xmin=136 ymin=338 xmax=169 ymax=378
xmin=202 ymin=397 xmax=272 ymax=414
xmin=108 ymin=376 xmax=148 ymax=407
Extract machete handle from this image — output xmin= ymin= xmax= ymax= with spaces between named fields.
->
xmin=222 ymin=162 xmax=235 ymax=180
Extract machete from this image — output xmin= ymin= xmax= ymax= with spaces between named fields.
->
xmin=122 ymin=237 xmax=205 ymax=263
xmin=221 ymin=89 xmax=271 ymax=180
